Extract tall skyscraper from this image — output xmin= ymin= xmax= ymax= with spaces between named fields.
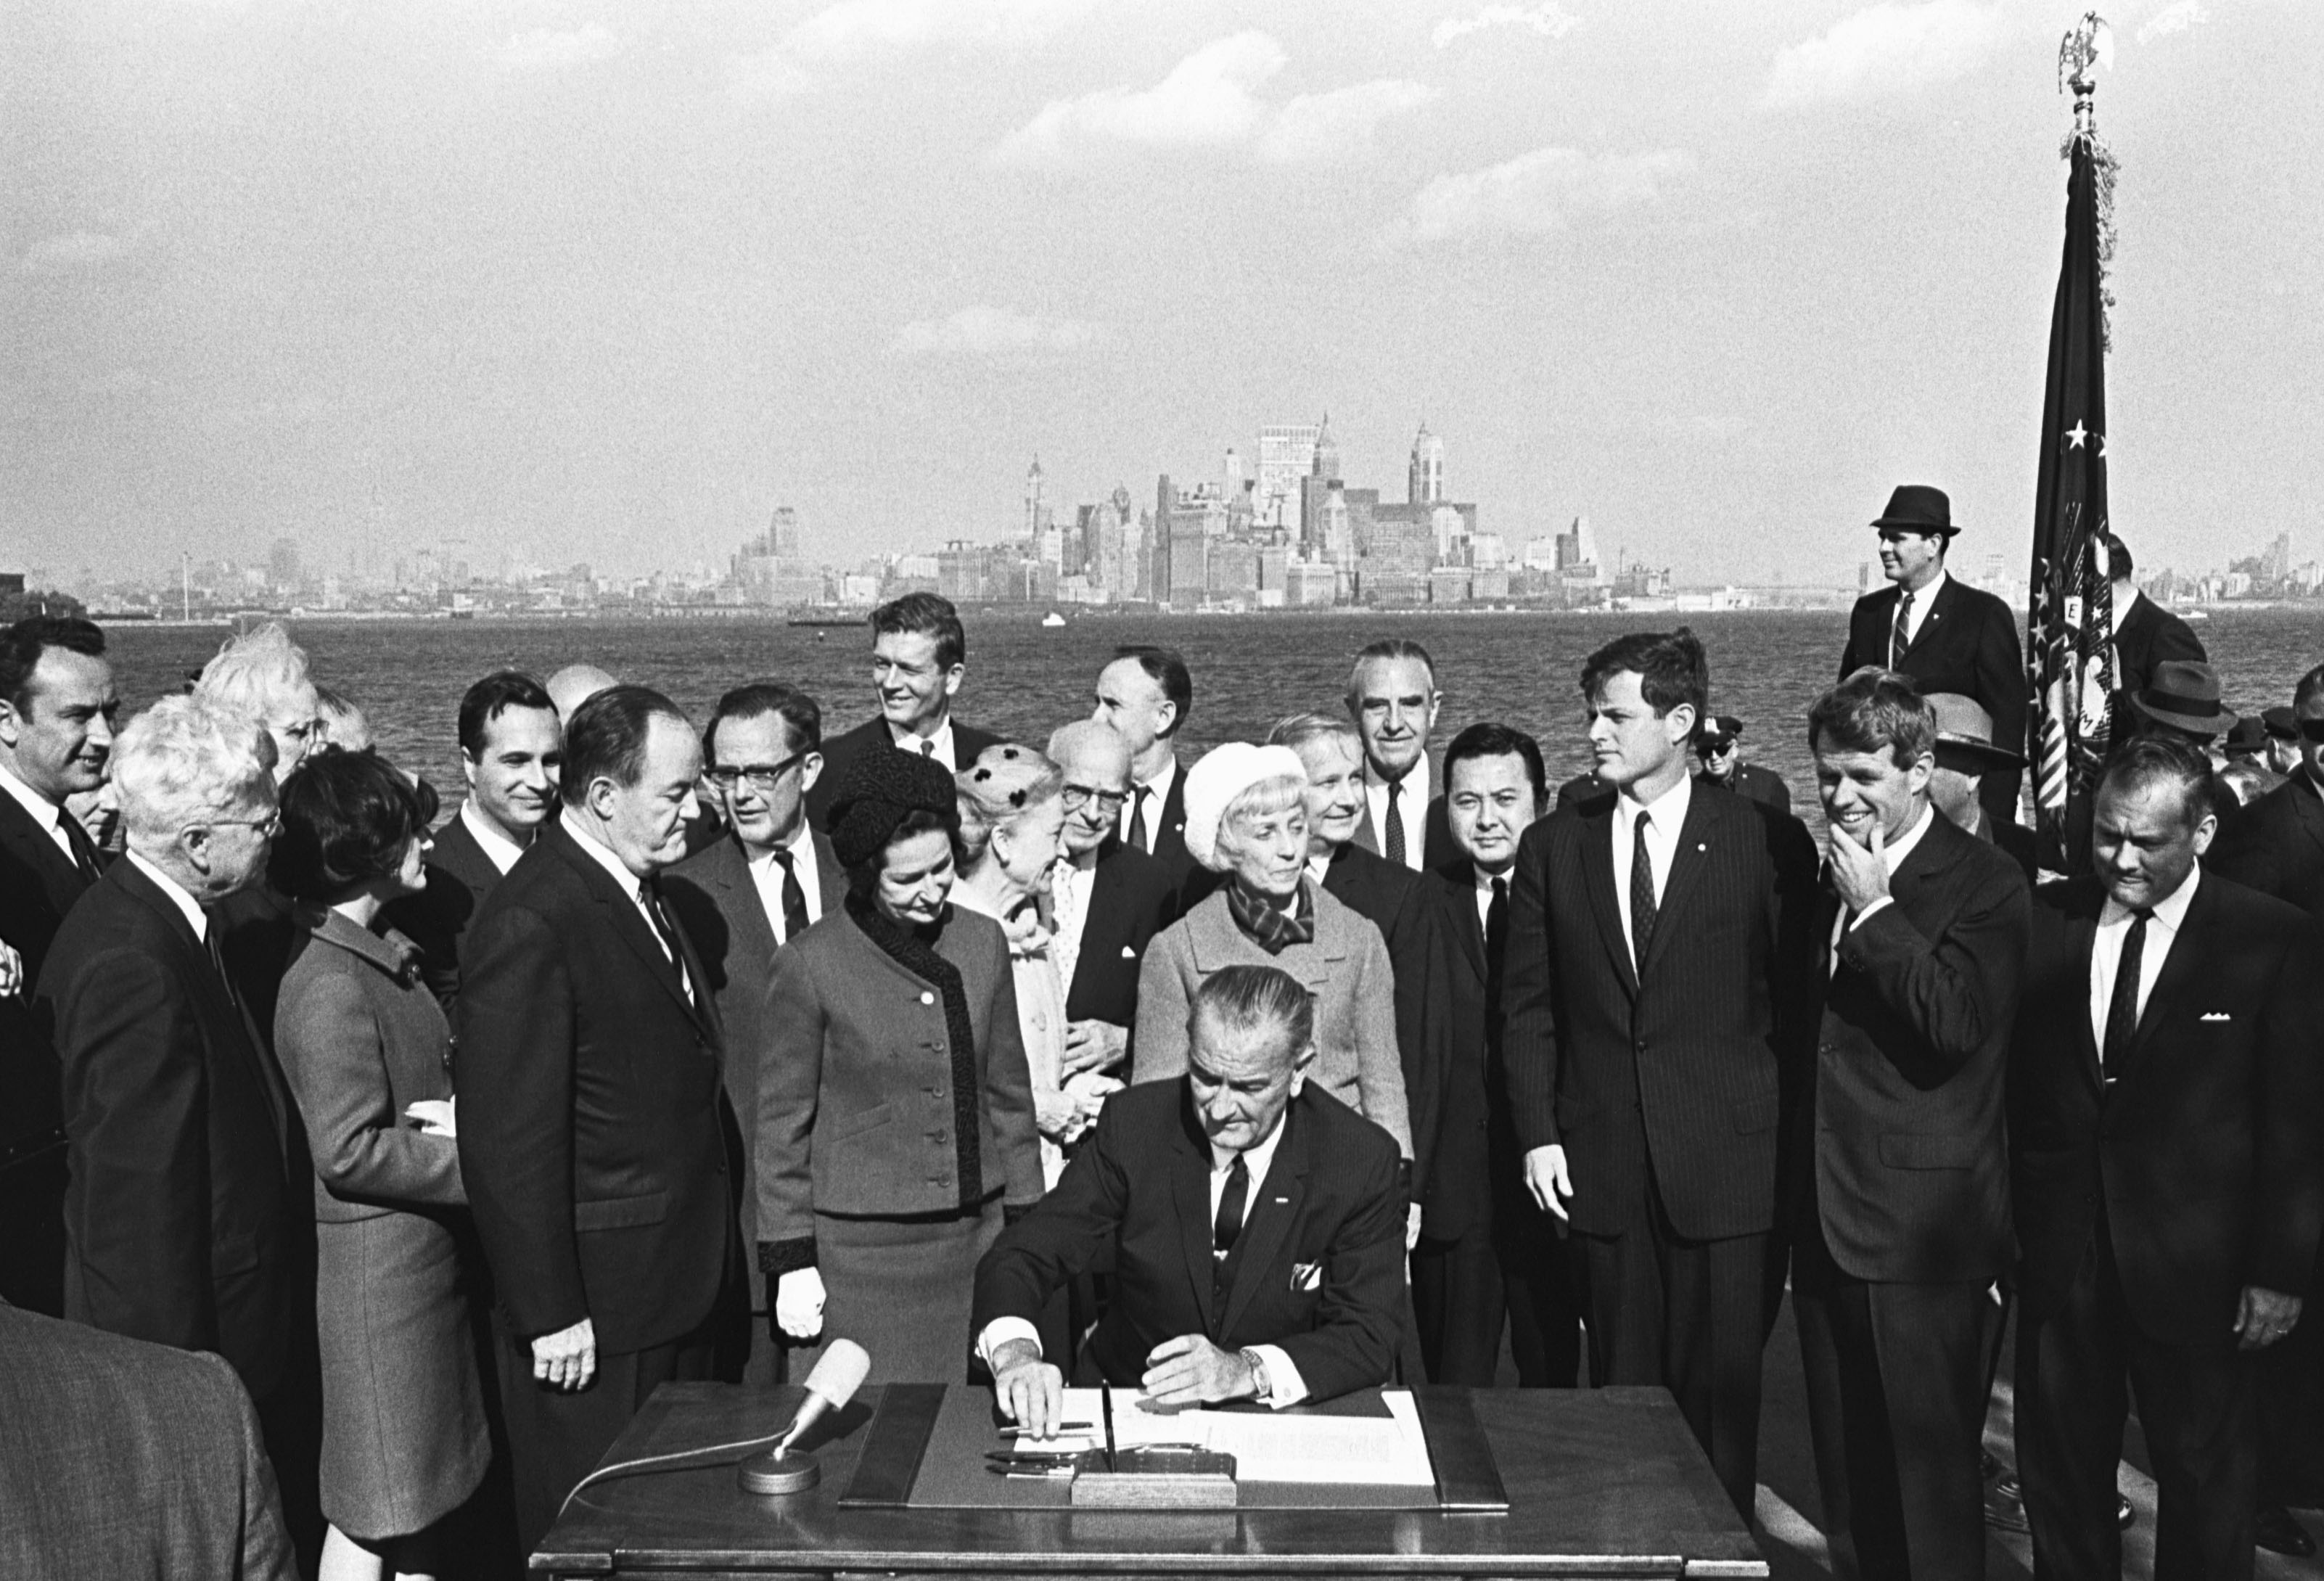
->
xmin=1257 ymin=422 xmax=1321 ymax=532
xmin=1408 ymin=422 xmax=1444 ymax=505
xmin=1025 ymin=456 xmax=1046 ymax=541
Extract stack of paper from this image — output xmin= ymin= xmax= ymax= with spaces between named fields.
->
xmin=1046 ymin=1388 xmax=1435 ymax=1486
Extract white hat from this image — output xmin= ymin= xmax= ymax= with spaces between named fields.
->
xmin=1181 ymin=742 xmax=1307 ymax=872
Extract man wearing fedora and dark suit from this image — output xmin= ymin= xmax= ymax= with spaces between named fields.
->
xmin=1841 ymin=485 xmax=2025 ymax=833
xmin=1923 ymin=694 xmax=2040 ymax=882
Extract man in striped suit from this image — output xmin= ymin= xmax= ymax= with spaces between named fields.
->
xmin=1503 ymin=628 xmax=1820 ymax=1516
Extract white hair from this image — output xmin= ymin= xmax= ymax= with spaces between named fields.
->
xmin=114 ymin=695 xmax=277 ymax=847
xmin=194 ymin=622 xmax=316 ymax=723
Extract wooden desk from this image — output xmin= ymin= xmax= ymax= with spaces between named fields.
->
xmin=533 ymin=1383 xmax=1767 ymax=1579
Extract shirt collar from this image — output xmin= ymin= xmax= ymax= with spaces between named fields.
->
xmin=1363 ymin=752 xmax=1429 ymax=802
xmin=747 ymin=823 xmax=813 ymax=871
xmin=1210 ymin=1098 xmax=1292 ymax=1176
xmin=888 ymin=715 xmax=956 ymax=763
xmin=1877 ymin=802 xmax=1937 ymax=875
xmin=1474 ymin=862 xmax=1512 ymax=893
xmin=459 ymin=797 xmax=530 ymax=875
xmin=1614 ymin=768 xmax=1693 ymax=834
xmin=126 ymin=847 xmax=210 ymax=940
xmin=1902 ymin=567 xmax=1948 ymax=605
xmin=566 ymin=816 xmax=649 ymax=898
xmin=0 ymin=760 xmax=65 ymax=831
xmin=2101 ymin=861 xmax=2202 ymax=929
xmin=1139 ymin=752 xmax=1179 ymax=802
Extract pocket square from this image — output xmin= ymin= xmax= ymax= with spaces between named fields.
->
xmin=1120 ymin=945 xmax=1138 ymax=958
xmin=1290 ymin=1261 xmax=1322 ymax=1293
xmin=2201 ymin=1011 xmax=2231 ymax=1022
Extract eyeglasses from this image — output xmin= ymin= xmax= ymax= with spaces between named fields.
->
xmin=1060 ymin=784 xmax=1130 ymax=812
xmin=705 ymin=751 xmax=810 ymax=794
xmin=209 ymin=812 xmax=283 ymax=838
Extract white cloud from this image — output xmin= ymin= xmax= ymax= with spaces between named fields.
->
xmin=892 ymin=305 xmax=1102 ymax=356
xmin=19 ymin=231 xmax=134 ymax=276
xmin=726 ymin=49 xmax=814 ymax=104
xmin=1432 ymin=3 xmax=1581 ymax=50
xmin=2137 ymin=1 xmax=2209 ymax=44
xmin=993 ymin=33 xmax=1431 ymax=167
xmin=1762 ymin=1 xmax=2006 ymax=110
xmin=995 ymin=32 xmax=1284 ymax=164
xmin=1257 ymin=79 xmax=1438 ymax=164
xmin=1395 ymin=146 xmax=1693 ymax=242
xmin=496 ymin=25 xmax=623 ymax=73
xmin=787 ymin=0 xmax=1097 ymax=61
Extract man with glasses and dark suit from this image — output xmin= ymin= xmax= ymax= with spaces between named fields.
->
xmin=1043 ymin=721 xmax=1178 ymax=1081
xmin=665 ymin=682 xmax=845 ymax=1384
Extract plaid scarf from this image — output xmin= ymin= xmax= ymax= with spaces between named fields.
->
xmin=1225 ymin=879 xmax=1315 ymax=956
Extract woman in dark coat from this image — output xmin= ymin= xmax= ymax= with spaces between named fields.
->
xmin=271 ymin=751 xmax=489 ymax=1581
xmin=755 ymin=748 xmax=1043 ymax=1384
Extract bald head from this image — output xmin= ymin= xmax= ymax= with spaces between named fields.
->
xmin=1048 ymin=718 xmax=1133 ymax=858
xmin=546 ymin=664 xmax=617 ymax=722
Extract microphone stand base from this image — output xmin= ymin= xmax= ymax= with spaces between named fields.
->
xmin=739 ymin=1449 xmax=821 ymax=1495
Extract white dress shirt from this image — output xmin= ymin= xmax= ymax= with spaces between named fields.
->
xmin=1362 ymin=754 xmax=1431 ymax=873
xmin=1611 ymin=772 xmax=1692 ymax=970
xmin=0 ymin=763 xmax=79 ymax=868
xmin=976 ymin=1102 xmax=1310 ymax=1408
xmin=126 ymin=848 xmax=210 ymax=941
xmin=1120 ymin=753 xmax=1181 ymax=849
xmin=747 ymin=830 xmax=826 ymax=947
xmin=889 ymin=716 xmax=958 ymax=769
xmin=1892 ymin=568 xmax=1949 ymax=653
xmin=459 ymin=797 xmax=530 ymax=876
xmin=1051 ymin=849 xmax=1097 ymax=995
xmin=1834 ymin=802 xmax=1937 ymax=953
xmin=2090 ymin=863 xmax=2201 ymax=1056
xmin=566 ymin=820 xmax=694 ymax=1001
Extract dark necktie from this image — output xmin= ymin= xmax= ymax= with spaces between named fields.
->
xmin=919 ymin=739 xmax=937 ymax=760
xmin=1891 ymin=589 xmax=1915 ymax=668
xmin=1212 ymin=1151 xmax=1249 ymax=1307
xmin=1485 ymin=876 xmax=1510 ymax=1012
xmin=639 ymin=882 xmax=693 ymax=1002
xmin=770 ymin=847 xmax=810 ymax=942
xmin=1630 ymin=810 xmax=1658 ymax=969
xmin=1383 ymin=779 xmax=1407 ymax=867
xmin=1127 ymin=786 xmax=1151 ymax=853
xmin=2101 ymin=908 xmax=2153 ymax=1083
xmin=60 ymin=812 xmax=100 ymax=884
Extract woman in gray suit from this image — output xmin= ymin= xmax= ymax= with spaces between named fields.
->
xmin=756 ymin=747 xmax=1043 ymax=1383
xmin=271 ymin=751 xmax=488 ymax=1581
xmin=1134 ymin=743 xmax=1412 ymax=1167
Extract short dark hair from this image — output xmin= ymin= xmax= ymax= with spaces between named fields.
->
xmin=457 ymin=670 xmax=557 ymax=760
xmin=2098 ymin=733 xmax=2214 ymax=827
xmin=561 ymin=685 xmax=690 ymax=807
xmin=1346 ymin=638 xmax=1437 ymax=701
xmin=1112 ymin=645 xmax=1193 ymax=736
xmin=1442 ymin=721 xmax=1547 ymax=802
xmin=871 ymin=592 xmax=966 ymax=672
xmin=705 ymin=682 xmax=822 ymax=760
xmin=2295 ymin=663 xmax=2324 ymax=715
xmin=0 ymin=616 xmax=106 ymax=713
xmin=1580 ymin=628 xmax=1708 ymax=725
xmin=2103 ymin=533 xmax=2135 ymax=580
xmin=1810 ymin=667 xmax=1936 ymax=769
xmin=1188 ymin=963 xmax=1315 ymax=1066
xmin=271 ymin=747 xmax=439 ymax=903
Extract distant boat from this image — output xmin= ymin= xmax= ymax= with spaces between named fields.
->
xmin=2183 ymin=608 xmax=2209 ymax=621
xmin=1041 ymin=610 xmax=1067 ymax=628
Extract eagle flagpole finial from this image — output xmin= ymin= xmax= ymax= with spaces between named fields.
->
xmin=2060 ymin=12 xmax=2113 ymax=129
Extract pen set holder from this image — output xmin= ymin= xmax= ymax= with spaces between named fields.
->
xmin=1067 ymin=1446 xmax=1239 ymax=1508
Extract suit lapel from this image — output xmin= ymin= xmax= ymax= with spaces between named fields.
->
xmin=706 ymin=835 xmax=779 ymax=969
xmin=0 ymin=787 xmax=89 ymax=913
xmin=553 ymin=826 xmax=709 ymax=1033
xmin=1223 ymin=1101 xmax=1307 ymax=1337
xmin=1639 ymin=792 xmax=1717 ymax=980
xmin=1171 ymin=1099 xmax=1218 ymax=1331
xmin=810 ymin=829 xmax=849 ymax=914
xmin=2069 ymin=903 xmax=2103 ymax=1091
xmin=1581 ymin=808 xmax=1639 ymax=998
xmin=2293 ymin=777 xmax=2324 ymax=866
xmin=1902 ymin=576 xmax=1957 ymax=662
xmin=2127 ymin=877 xmax=2214 ymax=1067
xmin=1436 ymin=863 xmax=1487 ymax=983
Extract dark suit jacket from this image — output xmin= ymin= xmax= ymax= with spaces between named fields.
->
xmin=36 ymin=860 xmax=307 ymax=1402
xmin=2011 ymin=873 xmax=2324 ymax=1343
xmin=1352 ymin=784 xmax=1453 ymax=871
xmin=1503 ymin=784 xmax=1820 ymax=1241
xmin=1059 ymin=841 xmax=1178 ymax=1030
xmin=453 ymin=822 xmax=735 ymax=1355
xmin=805 ymin=715 xmax=1006 ymax=829
xmin=1698 ymin=765 xmax=1793 ymax=817
xmin=755 ymin=900 xmax=1043 ymax=1272
xmin=1803 ymin=810 xmax=2029 ymax=1284
xmin=1423 ymin=862 xmax=1500 ymax=1242
xmin=382 ymin=808 xmax=512 ymax=1009
xmin=1321 ymin=842 xmax=1448 ymax=1207
xmin=0 ymin=1303 xmax=296 ymax=1581
xmin=972 ymin=1080 xmax=1405 ymax=1405
xmin=2111 ymin=591 xmax=2206 ymax=707
xmin=0 ymin=784 xmax=97 ymax=1262
xmin=1841 ymin=575 xmax=2026 ymax=766
xmin=1136 ymin=757 xmax=1196 ymax=892
xmin=662 ymin=828 xmax=846 ymax=1312
xmin=2208 ymin=771 xmax=2324 ymax=921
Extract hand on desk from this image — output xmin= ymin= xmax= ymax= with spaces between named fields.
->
xmin=991 ymin=1337 xmax=1066 ymax=1438
xmin=776 ymin=1267 xmax=826 ymax=1342
xmin=532 ymin=1318 xmax=596 ymax=1391
xmin=1142 ymin=1335 xmax=1254 ymax=1408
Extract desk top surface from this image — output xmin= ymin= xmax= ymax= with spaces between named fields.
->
xmin=533 ymin=1383 xmax=1767 ymax=1578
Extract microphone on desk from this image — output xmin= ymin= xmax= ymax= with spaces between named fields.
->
xmin=741 ymin=1339 xmax=871 ymax=1496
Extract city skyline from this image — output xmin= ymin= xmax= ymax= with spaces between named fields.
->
xmin=8 ymin=1 xmax=2320 ymax=590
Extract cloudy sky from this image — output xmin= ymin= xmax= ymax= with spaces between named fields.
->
xmin=6 ymin=0 xmax=2318 ymax=586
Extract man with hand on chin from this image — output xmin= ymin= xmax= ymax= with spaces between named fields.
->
xmin=1794 ymin=668 xmax=2029 ymax=1581
xmin=975 ymin=964 xmax=1405 ymax=1435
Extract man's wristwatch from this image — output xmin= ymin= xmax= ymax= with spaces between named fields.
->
xmin=1239 ymin=1347 xmax=1270 ymax=1403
